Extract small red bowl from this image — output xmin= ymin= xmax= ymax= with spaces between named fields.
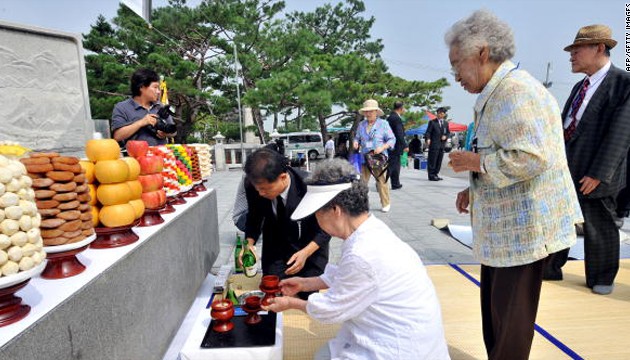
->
xmin=245 ymin=296 xmax=261 ymax=309
xmin=261 ymin=275 xmax=279 ymax=289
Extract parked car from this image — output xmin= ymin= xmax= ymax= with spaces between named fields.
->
xmin=276 ymin=131 xmax=324 ymax=160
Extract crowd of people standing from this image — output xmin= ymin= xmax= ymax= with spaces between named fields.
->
xmin=232 ymin=8 xmax=629 ymax=360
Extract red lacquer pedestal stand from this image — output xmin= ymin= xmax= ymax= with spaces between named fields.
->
xmin=42 ymin=234 xmax=96 ymax=279
xmin=0 ymin=280 xmax=31 ymax=327
xmin=211 ymin=300 xmax=235 ymax=333
xmin=182 ymin=188 xmax=198 ymax=198
xmin=243 ymin=296 xmax=262 ymax=325
xmin=91 ymin=220 xmax=140 ymax=249
xmin=170 ymin=192 xmax=187 ymax=205
xmin=260 ymin=285 xmax=279 ymax=307
xmin=260 ymin=275 xmax=280 ymax=307
xmin=138 ymin=206 xmax=165 ymax=227
xmin=160 ymin=197 xmax=177 ymax=214
xmin=42 ymin=247 xmax=88 ymax=279
xmin=0 ymin=261 xmax=46 ymax=327
xmin=193 ymin=181 xmax=207 ymax=192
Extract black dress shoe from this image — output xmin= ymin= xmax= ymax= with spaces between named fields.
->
xmin=428 ymin=177 xmax=439 ymax=181
xmin=392 ymin=184 xmax=403 ymax=190
xmin=437 ymin=177 xmax=443 ymax=181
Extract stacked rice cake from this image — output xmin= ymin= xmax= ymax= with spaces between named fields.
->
xmin=22 ymin=153 xmax=94 ymax=246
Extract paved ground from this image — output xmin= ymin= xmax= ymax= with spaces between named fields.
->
xmin=207 ymin=154 xmax=630 ymax=273
xmin=206 ymin=155 xmax=477 ymax=273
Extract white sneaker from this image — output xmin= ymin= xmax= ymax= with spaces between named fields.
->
xmin=381 ymin=205 xmax=390 ymax=212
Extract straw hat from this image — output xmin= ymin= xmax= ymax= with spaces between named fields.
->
xmin=358 ymin=99 xmax=384 ymax=117
xmin=564 ymin=24 xmax=617 ymax=51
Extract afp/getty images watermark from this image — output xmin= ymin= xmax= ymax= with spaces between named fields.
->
xmin=626 ymin=4 xmax=630 ymax=71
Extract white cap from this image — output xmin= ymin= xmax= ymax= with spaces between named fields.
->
xmin=291 ymin=182 xmax=352 ymax=220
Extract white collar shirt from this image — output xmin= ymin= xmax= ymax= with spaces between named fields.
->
xmin=564 ymin=60 xmax=611 ymax=128
xmin=272 ymin=175 xmax=291 ymax=216
xmin=306 ymin=215 xmax=450 ymax=360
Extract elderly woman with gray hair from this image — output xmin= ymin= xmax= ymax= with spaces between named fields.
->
xmin=262 ymin=159 xmax=450 ymax=360
xmin=445 ymin=10 xmax=583 ymax=360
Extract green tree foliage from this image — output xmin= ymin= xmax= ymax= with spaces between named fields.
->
xmin=83 ymin=0 xmax=448 ymax=145
xmin=245 ymin=0 xmax=448 ymax=144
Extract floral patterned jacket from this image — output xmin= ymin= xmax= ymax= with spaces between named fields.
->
xmin=470 ymin=61 xmax=583 ymax=267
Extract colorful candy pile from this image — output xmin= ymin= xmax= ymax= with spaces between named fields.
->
xmin=150 ymin=146 xmax=180 ymax=197
xmin=165 ymin=145 xmax=193 ymax=189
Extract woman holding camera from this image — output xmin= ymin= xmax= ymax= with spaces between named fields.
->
xmin=111 ymin=68 xmax=176 ymax=146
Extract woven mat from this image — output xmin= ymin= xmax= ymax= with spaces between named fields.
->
xmin=436 ymin=259 xmax=630 ymax=359
xmin=229 ymin=274 xmax=340 ymax=360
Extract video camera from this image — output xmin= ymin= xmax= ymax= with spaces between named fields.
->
xmin=148 ymin=105 xmax=177 ymax=135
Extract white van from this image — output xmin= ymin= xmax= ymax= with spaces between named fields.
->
xmin=277 ymin=131 xmax=324 ymax=160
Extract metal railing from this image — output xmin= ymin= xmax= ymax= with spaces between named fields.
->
xmin=211 ymin=142 xmax=263 ymax=170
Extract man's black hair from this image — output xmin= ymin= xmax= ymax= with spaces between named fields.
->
xmin=244 ymin=148 xmax=287 ymax=183
xmin=130 ymin=69 xmax=160 ymax=97
xmin=393 ymin=101 xmax=404 ymax=110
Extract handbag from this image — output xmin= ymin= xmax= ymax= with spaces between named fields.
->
xmin=364 ymin=151 xmax=389 ymax=180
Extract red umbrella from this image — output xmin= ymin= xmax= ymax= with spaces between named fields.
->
xmin=448 ymin=122 xmax=468 ymax=132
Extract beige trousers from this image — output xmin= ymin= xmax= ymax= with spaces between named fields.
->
xmin=361 ymin=164 xmax=390 ymax=207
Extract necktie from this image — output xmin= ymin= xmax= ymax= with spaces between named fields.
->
xmin=564 ymin=78 xmax=590 ymax=141
xmin=276 ymin=196 xmax=285 ymax=220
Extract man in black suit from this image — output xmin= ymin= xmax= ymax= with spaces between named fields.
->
xmin=408 ymin=135 xmax=421 ymax=158
xmin=243 ymin=148 xmax=330 ymax=298
xmin=544 ymin=25 xmax=630 ymax=295
xmin=387 ymin=101 xmax=408 ymax=189
xmin=424 ymin=107 xmax=450 ymax=181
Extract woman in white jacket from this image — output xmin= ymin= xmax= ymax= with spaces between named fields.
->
xmin=262 ymin=159 xmax=450 ymax=360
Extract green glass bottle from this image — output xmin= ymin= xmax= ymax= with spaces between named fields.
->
xmin=226 ymin=281 xmax=239 ymax=305
xmin=234 ymin=233 xmax=243 ymax=273
xmin=242 ymin=247 xmax=257 ymax=278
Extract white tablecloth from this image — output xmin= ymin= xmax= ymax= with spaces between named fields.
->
xmin=0 ymin=190 xmax=212 ymax=348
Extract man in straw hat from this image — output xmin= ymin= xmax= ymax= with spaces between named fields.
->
xmin=353 ymin=99 xmax=396 ymax=212
xmin=544 ymin=24 xmax=630 ymax=295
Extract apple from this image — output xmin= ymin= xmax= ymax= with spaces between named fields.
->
xmin=137 ymin=174 xmax=164 ymax=193
xmin=137 ymin=155 xmax=164 ymax=175
xmin=126 ymin=140 xmax=149 ymax=158
xmin=141 ymin=189 xmax=167 ymax=209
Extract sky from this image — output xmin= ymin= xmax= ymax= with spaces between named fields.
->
xmin=0 ymin=0 xmax=626 ymax=127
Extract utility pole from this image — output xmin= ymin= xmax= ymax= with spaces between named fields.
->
xmin=543 ymin=62 xmax=553 ymax=88
xmin=234 ymin=45 xmax=244 ymax=162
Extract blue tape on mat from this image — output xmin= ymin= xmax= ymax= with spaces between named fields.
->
xmin=206 ymin=293 xmax=215 ymax=309
xmin=448 ymin=263 xmax=584 ymax=360
xmin=533 ymin=324 xmax=583 ymax=360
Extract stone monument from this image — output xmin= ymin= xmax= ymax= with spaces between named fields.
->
xmin=0 ymin=21 xmax=94 ymax=155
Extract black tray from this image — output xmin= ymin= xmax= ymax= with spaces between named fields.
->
xmin=201 ymin=310 xmax=277 ymax=348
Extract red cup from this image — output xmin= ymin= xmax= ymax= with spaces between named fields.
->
xmin=245 ymin=296 xmax=261 ymax=309
xmin=261 ymin=275 xmax=279 ymax=289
